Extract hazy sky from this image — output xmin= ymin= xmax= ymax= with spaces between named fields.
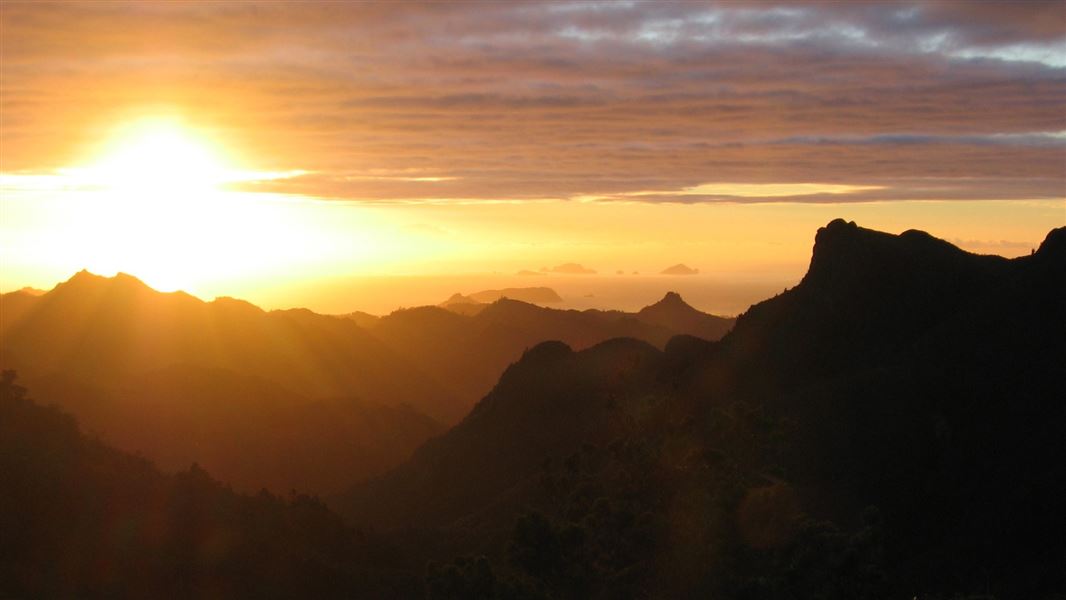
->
xmin=1 ymin=1 xmax=1063 ymax=311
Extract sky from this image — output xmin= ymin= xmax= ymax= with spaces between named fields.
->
xmin=1 ymin=1 xmax=1064 ymax=313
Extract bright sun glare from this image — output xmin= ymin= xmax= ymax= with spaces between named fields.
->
xmin=72 ymin=119 xmax=236 ymax=193
xmin=28 ymin=118 xmax=360 ymax=293
xmin=0 ymin=117 xmax=401 ymax=296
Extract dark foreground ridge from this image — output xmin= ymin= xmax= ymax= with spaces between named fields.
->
xmin=343 ymin=221 xmax=1066 ymax=598
xmin=3 ymin=221 xmax=1064 ymax=599
xmin=0 ymin=371 xmax=422 ymax=597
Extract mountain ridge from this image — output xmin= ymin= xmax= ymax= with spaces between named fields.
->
xmin=339 ymin=220 xmax=1065 ymax=597
xmin=0 ymin=273 xmax=457 ymax=495
xmin=367 ymin=292 xmax=733 ymax=414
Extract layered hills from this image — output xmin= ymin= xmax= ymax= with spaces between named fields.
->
xmin=0 ymin=271 xmax=452 ymax=416
xmin=341 ymin=220 xmax=1066 ymax=598
xmin=0 ymin=270 xmax=732 ymax=496
xmin=0 ymin=372 xmax=420 ymax=597
xmin=4 ymin=219 xmax=1062 ymax=597
xmin=366 ymin=292 xmax=733 ymax=414
xmin=0 ymin=272 xmax=451 ymax=494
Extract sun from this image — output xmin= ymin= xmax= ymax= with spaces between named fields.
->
xmin=48 ymin=118 xmax=273 ymax=292
xmin=73 ymin=118 xmax=237 ymax=194
xmin=5 ymin=116 xmax=363 ymax=295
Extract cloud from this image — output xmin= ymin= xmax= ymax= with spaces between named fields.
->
xmin=1 ymin=2 xmax=1063 ymax=203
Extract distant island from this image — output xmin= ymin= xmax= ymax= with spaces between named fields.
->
xmin=660 ymin=263 xmax=699 ymax=275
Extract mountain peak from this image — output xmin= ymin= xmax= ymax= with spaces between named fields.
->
xmin=441 ymin=292 xmax=479 ymax=306
xmin=45 ymin=271 xmax=209 ymax=313
xmin=64 ymin=269 xmax=148 ymax=287
xmin=652 ymin=291 xmax=689 ymax=309
xmin=804 ymin=220 xmax=978 ymax=290
xmin=1035 ymin=226 xmax=1066 ymax=261
xmin=210 ymin=296 xmax=265 ymax=315
xmin=58 ymin=270 xmax=155 ymax=296
xmin=636 ymin=291 xmax=734 ymax=341
xmin=112 ymin=271 xmax=150 ymax=287
xmin=15 ymin=286 xmax=46 ymax=297
xmin=821 ymin=217 xmax=858 ymax=234
xmin=67 ymin=268 xmax=107 ymax=284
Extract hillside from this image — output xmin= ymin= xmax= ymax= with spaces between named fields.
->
xmin=368 ymin=293 xmax=734 ymax=416
xmin=0 ymin=371 xmax=420 ymax=598
xmin=0 ymin=271 xmax=453 ymax=417
xmin=26 ymin=366 xmax=441 ymax=495
xmin=342 ymin=221 xmax=1066 ymax=598
xmin=0 ymin=273 xmax=452 ymax=494
xmin=636 ymin=291 xmax=733 ymax=340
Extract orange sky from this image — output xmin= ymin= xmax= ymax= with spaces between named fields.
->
xmin=1 ymin=2 xmax=1063 ymax=313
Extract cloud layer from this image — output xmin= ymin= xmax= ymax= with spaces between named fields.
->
xmin=2 ymin=1 xmax=1064 ymax=203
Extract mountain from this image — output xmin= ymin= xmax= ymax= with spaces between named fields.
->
xmin=340 ymin=310 xmax=381 ymax=329
xmin=636 ymin=291 xmax=733 ymax=340
xmin=343 ymin=338 xmax=662 ymax=531
xmin=0 ymin=272 xmax=454 ymax=494
xmin=0 ymin=372 xmax=420 ymax=598
xmin=0 ymin=271 xmax=452 ymax=417
xmin=441 ymin=292 xmax=479 ymax=306
xmin=341 ymin=221 xmax=1066 ymax=598
xmin=0 ymin=288 xmax=40 ymax=334
xmin=0 ymin=270 xmax=731 ymax=495
xmin=26 ymin=366 xmax=441 ymax=495
xmin=16 ymin=286 xmax=46 ymax=295
xmin=438 ymin=292 xmax=487 ymax=317
xmin=367 ymin=295 xmax=734 ymax=416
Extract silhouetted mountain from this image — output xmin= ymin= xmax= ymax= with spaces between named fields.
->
xmin=0 ymin=272 xmax=453 ymax=494
xmin=342 ymin=221 xmax=1066 ymax=598
xmin=724 ymin=218 xmax=1018 ymax=384
xmin=441 ymin=292 xmax=479 ymax=306
xmin=368 ymin=295 xmax=733 ymax=415
xmin=0 ymin=371 xmax=420 ymax=598
xmin=636 ymin=291 xmax=733 ymax=340
xmin=28 ymin=366 xmax=441 ymax=495
xmin=0 ymin=288 xmax=40 ymax=335
xmin=1 ymin=271 xmax=450 ymax=415
xmin=344 ymin=338 xmax=661 ymax=531
xmin=341 ymin=310 xmax=382 ymax=329
xmin=439 ymin=292 xmax=487 ymax=316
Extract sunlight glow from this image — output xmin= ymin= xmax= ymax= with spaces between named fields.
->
xmin=66 ymin=119 xmax=239 ymax=193
xmin=0 ymin=118 xmax=354 ymax=293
